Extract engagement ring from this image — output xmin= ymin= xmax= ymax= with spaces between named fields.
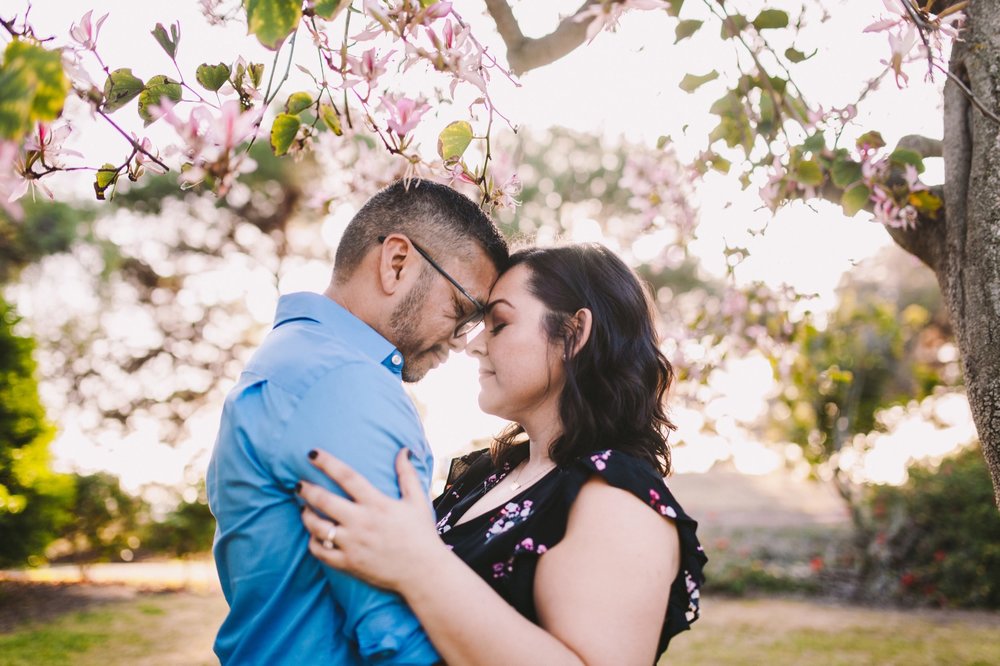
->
xmin=321 ymin=524 xmax=337 ymax=550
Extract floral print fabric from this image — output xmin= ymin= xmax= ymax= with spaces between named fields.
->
xmin=433 ymin=447 xmax=707 ymax=658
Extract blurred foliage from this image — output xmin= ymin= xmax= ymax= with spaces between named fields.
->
xmin=0 ymin=199 xmax=93 ymax=283
xmin=771 ymin=250 xmax=956 ymax=477
xmin=56 ymin=472 xmax=148 ymax=563
xmin=860 ymin=444 xmax=1000 ymax=608
xmin=141 ymin=483 xmax=215 ymax=558
xmin=0 ymin=297 xmax=74 ymax=568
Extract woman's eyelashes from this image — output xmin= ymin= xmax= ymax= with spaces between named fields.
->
xmin=489 ymin=322 xmax=508 ymax=335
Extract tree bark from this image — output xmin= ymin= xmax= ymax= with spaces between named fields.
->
xmin=937 ymin=0 xmax=1000 ymax=507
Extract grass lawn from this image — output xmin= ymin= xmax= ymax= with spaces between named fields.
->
xmin=664 ymin=597 xmax=1000 ymax=665
xmin=1 ymin=588 xmax=999 ymax=665
xmin=0 ymin=589 xmax=227 ymax=666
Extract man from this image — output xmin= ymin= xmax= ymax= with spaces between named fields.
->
xmin=207 ymin=179 xmax=508 ymax=664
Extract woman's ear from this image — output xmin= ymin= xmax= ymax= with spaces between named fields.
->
xmin=378 ymin=234 xmax=417 ymax=296
xmin=566 ymin=308 xmax=593 ymax=359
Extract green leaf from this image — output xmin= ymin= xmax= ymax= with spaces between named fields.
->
xmin=856 ymin=130 xmax=885 ymax=150
xmin=709 ymin=154 xmax=731 ymax=174
xmin=270 ymin=113 xmax=300 ymax=156
xmin=248 ymin=63 xmax=265 ymax=88
xmin=889 ymin=148 xmax=925 ymax=173
xmin=831 ymin=158 xmax=863 ymax=188
xmin=758 ymin=93 xmax=777 ymax=136
xmin=151 ymin=22 xmax=180 ymax=59
xmin=437 ymin=120 xmax=474 ymax=161
xmin=94 ymin=163 xmax=119 ymax=201
xmin=0 ymin=41 xmax=69 ymax=140
xmin=320 ymin=104 xmax=342 ymax=135
xmin=313 ymin=0 xmax=349 ymax=20
xmin=656 ymin=135 xmax=669 ymax=149
xmin=721 ymin=14 xmax=748 ymax=39
xmin=674 ymin=20 xmax=703 ymax=43
xmin=102 ymin=68 xmax=144 ymax=113
xmin=909 ymin=190 xmax=942 ymax=218
xmin=795 ymin=159 xmax=823 ymax=186
xmin=802 ymin=132 xmax=825 ymax=154
xmin=666 ymin=0 xmax=684 ymax=17
xmin=752 ymin=9 xmax=789 ymax=30
xmin=841 ymin=183 xmax=871 ymax=217
xmin=137 ymin=75 xmax=182 ymax=126
xmin=784 ymin=47 xmax=816 ymax=63
xmin=679 ymin=70 xmax=718 ymax=93
xmin=245 ymin=0 xmax=302 ymax=50
xmin=285 ymin=92 xmax=314 ymax=115
xmin=0 ymin=65 xmax=33 ymax=140
xmin=709 ymin=91 xmax=740 ymax=116
xmin=196 ymin=63 xmax=231 ymax=92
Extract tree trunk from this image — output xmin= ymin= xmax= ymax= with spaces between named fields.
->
xmin=937 ymin=0 xmax=1000 ymax=508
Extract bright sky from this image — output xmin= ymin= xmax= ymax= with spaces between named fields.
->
xmin=10 ymin=0 xmax=974 ymax=496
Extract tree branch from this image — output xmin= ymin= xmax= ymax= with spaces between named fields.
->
xmin=897 ymin=134 xmax=943 ymax=158
xmin=483 ymin=0 xmax=599 ymax=75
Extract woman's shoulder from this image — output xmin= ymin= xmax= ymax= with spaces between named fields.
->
xmin=567 ymin=449 xmax=707 ymax=648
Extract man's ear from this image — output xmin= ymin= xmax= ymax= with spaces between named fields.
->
xmin=566 ymin=308 xmax=593 ymax=359
xmin=377 ymin=234 xmax=419 ymax=296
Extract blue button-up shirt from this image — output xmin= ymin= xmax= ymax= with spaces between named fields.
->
xmin=207 ymin=292 xmax=439 ymax=665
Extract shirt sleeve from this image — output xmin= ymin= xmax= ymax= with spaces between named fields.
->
xmin=267 ymin=361 xmax=440 ymax=665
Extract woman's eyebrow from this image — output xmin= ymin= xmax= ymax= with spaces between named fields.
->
xmin=484 ymin=299 xmax=513 ymax=314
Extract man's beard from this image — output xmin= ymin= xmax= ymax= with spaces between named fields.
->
xmin=388 ymin=270 xmax=435 ymax=383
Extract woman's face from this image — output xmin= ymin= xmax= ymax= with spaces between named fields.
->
xmin=467 ymin=264 xmax=564 ymax=422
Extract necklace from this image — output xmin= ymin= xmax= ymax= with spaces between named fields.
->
xmin=508 ymin=460 xmax=556 ymax=491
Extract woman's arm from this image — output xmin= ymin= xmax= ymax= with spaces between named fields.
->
xmin=298 ymin=450 xmax=679 ymax=666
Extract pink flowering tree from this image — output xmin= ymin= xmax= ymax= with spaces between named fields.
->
xmin=2 ymin=0 xmax=1000 ymax=507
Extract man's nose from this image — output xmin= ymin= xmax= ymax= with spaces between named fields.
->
xmin=463 ymin=327 xmax=487 ymax=356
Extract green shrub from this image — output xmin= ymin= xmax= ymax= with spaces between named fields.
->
xmin=864 ymin=443 xmax=1000 ymax=608
xmin=0 ymin=298 xmax=74 ymax=567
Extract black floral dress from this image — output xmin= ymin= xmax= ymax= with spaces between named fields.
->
xmin=433 ymin=446 xmax=707 ymax=658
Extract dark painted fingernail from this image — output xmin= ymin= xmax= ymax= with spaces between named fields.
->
xmin=406 ymin=448 xmax=414 ymax=460
xmin=308 ymin=449 xmax=318 ymax=460
xmin=294 ymin=481 xmax=302 ymax=494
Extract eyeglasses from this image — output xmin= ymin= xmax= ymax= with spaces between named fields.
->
xmin=378 ymin=235 xmax=485 ymax=338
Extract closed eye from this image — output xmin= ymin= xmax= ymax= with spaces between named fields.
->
xmin=489 ymin=323 xmax=508 ymax=335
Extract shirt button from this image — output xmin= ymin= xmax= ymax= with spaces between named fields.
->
xmin=391 ymin=354 xmax=402 ymax=366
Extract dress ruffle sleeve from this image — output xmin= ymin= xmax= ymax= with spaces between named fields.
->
xmin=563 ymin=449 xmax=707 ymax=651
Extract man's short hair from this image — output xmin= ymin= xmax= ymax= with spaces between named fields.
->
xmin=334 ymin=180 xmax=508 ymax=282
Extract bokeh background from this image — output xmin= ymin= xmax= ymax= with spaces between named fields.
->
xmin=2 ymin=1 xmax=999 ymax=664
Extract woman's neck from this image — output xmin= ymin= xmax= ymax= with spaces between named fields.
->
xmin=519 ymin=402 xmax=562 ymax=469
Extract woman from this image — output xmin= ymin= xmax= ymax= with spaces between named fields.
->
xmin=298 ymin=244 xmax=706 ymax=664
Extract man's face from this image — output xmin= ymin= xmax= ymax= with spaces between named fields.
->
xmin=388 ymin=245 xmax=498 ymax=382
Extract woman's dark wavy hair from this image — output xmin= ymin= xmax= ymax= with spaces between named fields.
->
xmin=491 ymin=243 xmax=676 ymax=476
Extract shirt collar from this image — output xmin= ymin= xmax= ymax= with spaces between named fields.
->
xmin=273 ymin=292 xmax=405 ymax=376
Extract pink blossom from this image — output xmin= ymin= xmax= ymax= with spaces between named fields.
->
xmin=381 ymin=95 xmax=429 ymax=136
xmin=210 ymin=100 xmax=261 ymax=152
xmin=70 ymin=10 xmax=109 ymax=51
xmin=0 ymin=140 xmax=28 ymax=215
xmin=421 ymin=1 xmax=452 ymax=21
xmin=131 ymin=134 xmax=168 ymax=175
xmin=346 ymin=48 xmax=394 ymax=89
xmin=886 ymin=25 xmax=917 ymax=86
xmin=23 ymin=122 xmax=83 ymax=168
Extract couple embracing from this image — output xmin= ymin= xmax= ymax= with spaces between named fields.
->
xmin=207 ymin=180 xmax=706 ymax=665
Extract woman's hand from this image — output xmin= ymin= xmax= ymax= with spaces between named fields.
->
xmin=298 ymin=448 xmax=446 ymax=592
